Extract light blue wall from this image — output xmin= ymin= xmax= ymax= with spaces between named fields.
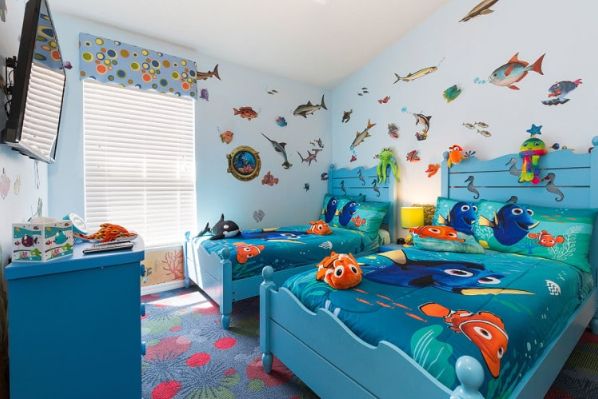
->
xmin=49 ymin=14 xmax=330 ymax=234
xmin=330 ymin=0 xmax=598 ymax=209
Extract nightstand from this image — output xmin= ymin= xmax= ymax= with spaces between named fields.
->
xmin=5 ymin=239 xmax=145 ymax=399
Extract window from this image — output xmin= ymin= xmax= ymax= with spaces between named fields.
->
xmin=83 ymin=79 xmax=196 ymax=247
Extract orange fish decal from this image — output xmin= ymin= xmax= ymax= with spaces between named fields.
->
xmin=409 ymin=225 xmax=464 ymax=242
xmin=351 ymin=215 xmax=367 ymax=227
xmin=425 ymin=163 xmax=440 ymax=178
xmin=307 ymin=220 xmax=332 ymax=235
xmin=420 ymin=302 xmax=508 ymax=378
xmin=233 ymin=242 xmax=264 ymax=264
xmin=219 ymin=130 xmax=234 ymax=144
xmin=233 ymin=106 xmax=258 ymax=120
xmin=316 ymin=252 xmax=362 ymax=290
xmin=527 ymin=230 xmax=565 ymax=248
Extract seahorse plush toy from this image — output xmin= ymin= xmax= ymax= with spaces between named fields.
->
xmin=519 ymin=126 xmax=547 ymax=184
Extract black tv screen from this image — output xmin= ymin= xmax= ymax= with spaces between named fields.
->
xmin=1 ymin=0 xmax=66 ymax=163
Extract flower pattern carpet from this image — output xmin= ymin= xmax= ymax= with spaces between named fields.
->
xmin=142 ymin=288 xmax=598 ymax=399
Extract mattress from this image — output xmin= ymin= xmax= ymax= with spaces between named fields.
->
xmin=283 ymin=247 xmax=594 ymax=398
xmin=201 ymin=225 xmax=378 ymax=280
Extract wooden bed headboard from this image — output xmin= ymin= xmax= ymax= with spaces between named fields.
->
xmin=441 ymin=136 xmax=598 ymax=282
xmin=327 ymin=165 xmax=398 ymax=242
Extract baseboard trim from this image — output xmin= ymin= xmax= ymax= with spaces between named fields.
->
xmin=141 ymin=280 xmax=185 ymax=295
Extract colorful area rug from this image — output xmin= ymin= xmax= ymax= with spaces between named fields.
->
xmin=142 ymin=288 xmax=598 ymax=399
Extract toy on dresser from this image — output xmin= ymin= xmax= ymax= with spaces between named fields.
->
xmin=12 ymin=217 xmax=74 ymax=262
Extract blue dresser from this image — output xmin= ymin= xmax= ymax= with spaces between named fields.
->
xmin=5 ymin=240 xmax=145 ymax=399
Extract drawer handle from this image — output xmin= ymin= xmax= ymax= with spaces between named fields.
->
xmin=140 ymin=303 xmax=146 ymax=317
xmin=141 ymin=341 xmax=146 ymax=356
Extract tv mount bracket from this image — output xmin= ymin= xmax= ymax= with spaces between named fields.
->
xmin=2 ymin=56 xmax=17 ymax=116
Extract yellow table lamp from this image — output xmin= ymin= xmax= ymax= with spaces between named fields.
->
xmin=399 ymin=207 xmax=424 ymax=245
xmin=401 ymin=206 xmax=424 ymax=229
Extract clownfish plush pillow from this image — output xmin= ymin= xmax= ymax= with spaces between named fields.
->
xmin=316 ymin=252 xmax=362 ymax=290
xmin=306 ymin=220 xmax=332 ymax=235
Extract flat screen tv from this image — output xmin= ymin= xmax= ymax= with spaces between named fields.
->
xmin=1 ymin=0 xmax=66 ymax=163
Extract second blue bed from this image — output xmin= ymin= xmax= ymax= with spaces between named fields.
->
xmin=283 ymin=247 xmax=593 ymax=399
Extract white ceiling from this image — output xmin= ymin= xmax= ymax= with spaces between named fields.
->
xmin=51 ymin=0 xmax=450 ymax=88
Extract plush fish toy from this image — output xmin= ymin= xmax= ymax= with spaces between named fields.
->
xmin=337 ymin=201 xmax=359 ymax=226
xmin=519 ymin=131 xmax=547 ymax=184
xmin=447 ymin=144 xmax=464 ymax=168
xmin=322 ymin=197 xmax=339 ymax=223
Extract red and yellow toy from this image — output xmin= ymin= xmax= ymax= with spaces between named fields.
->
xmin=307 ymin=220 xmax=332 ymax=235
xmin=78 ymin=223 xmax=137 ymax=243
xmin=447 ymin=144 xmax=464 ymax=168
xmin=316 ymin=251 xmax=362 ymax=290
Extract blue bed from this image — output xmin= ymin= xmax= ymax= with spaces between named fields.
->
xmin=260 ymin=138 xmax=598 ymax=399
xmin=283 ymin=247 xmax=593 ymax=398
xmin=184 ymin=165 xmax=397 ymax=329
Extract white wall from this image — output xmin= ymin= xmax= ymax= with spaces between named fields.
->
xmin=48 ymin=13 xmax=330 ymax=235
xmin=330 ymin=0 xmax=598 ymax=209
xmin=0 ymin=0 xmax=48 ymax=266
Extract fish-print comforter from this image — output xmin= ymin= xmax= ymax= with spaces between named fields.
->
xmin=283 ymin=247 xmax=594 ymax=398
xmin=200 ymin=225 xmax=377 ymax=280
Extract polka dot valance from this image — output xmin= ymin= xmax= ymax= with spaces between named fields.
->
xmin=79 ymin=33 xmax=197 ymax=98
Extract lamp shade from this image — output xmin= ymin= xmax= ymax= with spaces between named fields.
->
xmin=401 ymin=207 xmax=424 ymax=228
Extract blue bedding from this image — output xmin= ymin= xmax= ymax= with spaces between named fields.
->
xmin=283 ymin=247 xmax=594 ymax=398
xmin=201 ymin=225 xmax=378 ymax=280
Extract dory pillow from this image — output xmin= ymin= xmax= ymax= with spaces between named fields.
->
xmin=319 ymin=194 xmax=365 ymax=225
xmin=473 ymin=200 xmax=596 ymax=272
xmin=412 ymin=231 xmax=485 ymax=254
xmin=432 ymin=197 xmax=478 ymax=236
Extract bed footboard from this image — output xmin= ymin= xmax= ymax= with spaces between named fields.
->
xmin=259 ymin=266 xmax=485 ymax=399
xmin=184 ymin=233 xmax=232 ymax=329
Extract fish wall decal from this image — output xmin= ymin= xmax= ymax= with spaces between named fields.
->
xmin=197 ymin=64 xmax=220 ymax=80
xmin=350 ymin=120 xmax=376 ymax=150
xmin=293 ymin=95 xmax=327 ymax=118
xmin=489 ymin=52 xmax=545 ymax=90
xmin=460 ymin=0 xmax=500 ymax=22
xmin=262 ymin=133 xmax=292 ymax=169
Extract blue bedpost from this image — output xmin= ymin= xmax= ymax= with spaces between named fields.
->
xmin=220 ymin=247 xmax=233 ymax=330
xmin=450 ymin=356 xmax=485 ymax=399
xmin=260 ymin=266 xmax=275 ymax=373
xmin=441 ymin=151 xmax=450 ymax=197
xmin=590 ymin=136 xmax=598 ymax=335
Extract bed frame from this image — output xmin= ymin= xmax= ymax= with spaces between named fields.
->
xmin=183 ymin=164 xmax=397 ymax=329
xmin=260 ymin=137 xmax=598 ymax=399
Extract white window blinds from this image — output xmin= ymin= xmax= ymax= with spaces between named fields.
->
xmin=83 ymin=79 xmax=196 ymax=248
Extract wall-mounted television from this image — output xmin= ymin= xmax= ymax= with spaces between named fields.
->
xmin=1 ymin=0 xmax=66 ymax=163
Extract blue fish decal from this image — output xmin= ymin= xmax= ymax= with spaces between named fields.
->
xmin=275 ymin=116 xmax=287 ymax=127
xmin=200 ymin=88 xmax=209 ymax=101
xmin=323 ymin=197 xmax=339 ymax=223
xmin=478 ymin=204 xmax=539 ymax=246
xmin=542 ymin=79 xmax=582 ymax=106
xmin=438 ymin=202 xmax=477 ymax=235
xmin=363 ymin=250 xmax=530 ymax=295
xmin=338 ymin=201 xmax=359 ymax=226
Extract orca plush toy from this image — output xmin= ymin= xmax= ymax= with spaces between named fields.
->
xmin=197 ymin=214 xmax=240 ymax=240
